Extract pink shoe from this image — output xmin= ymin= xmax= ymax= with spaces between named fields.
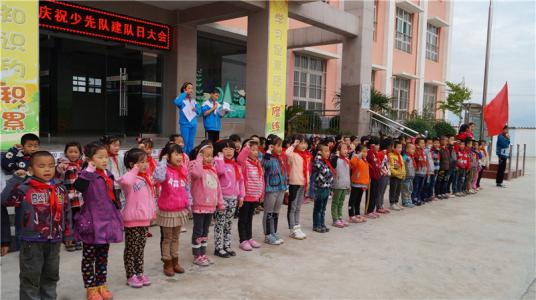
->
xmin=333 ymin=220 xmax=345 ymax=228
xmin=373 ymin=212 xmax=381 ymax=217
xmin=239 ymin=240 xmax=253 ymax=251
xmin=248 ymin=239 xmax=261 ymax=248
xmin=366 ymin=213 xmax=378 ymax=219
xmin=138 ymin=274 xmax=151 ymax=286
xmin=341 ymin=219 xmax=349 ymax=227
xmin=193 ymin=255 xmax=210 ymax=266
xmin=127 ymin=275 xmax=143 ymax=288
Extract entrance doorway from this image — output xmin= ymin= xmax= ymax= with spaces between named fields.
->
xmin=39 ymin=36 xmax=162 ymax=136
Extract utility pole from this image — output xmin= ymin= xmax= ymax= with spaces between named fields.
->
xmin=480 ymin=0 xmax=493 ymax=140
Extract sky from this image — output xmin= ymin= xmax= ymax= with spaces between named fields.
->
xmin=448 ymin=0 xmax=536 ymax=127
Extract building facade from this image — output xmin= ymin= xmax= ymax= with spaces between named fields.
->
xmin=20 ymin=0 xmax=449 ymax=142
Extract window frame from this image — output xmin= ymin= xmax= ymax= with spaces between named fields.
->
xmin=293 ymin=54 xmax=326 ymax=111
xmin=426 ymin=23 xmax=440 ymax=62
xmin=395 ymin=8 xmax=413 ymax=53
xmin=423 ymin=84 xmax=438 ymax=119
xmin=391 ymin=77 xmax=410 ymax=120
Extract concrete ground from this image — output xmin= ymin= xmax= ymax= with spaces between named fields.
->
xmin=1 ymin=162 xmax=535 ymax=299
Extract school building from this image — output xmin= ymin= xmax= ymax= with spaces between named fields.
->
xmin=23 ymin=0 xmax=450 ymax=142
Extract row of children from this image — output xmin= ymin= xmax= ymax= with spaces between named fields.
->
xmin=0 ymin=130 xmax=488 ymax=300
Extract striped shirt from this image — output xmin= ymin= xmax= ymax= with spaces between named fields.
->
xmin=244 ymin=159 xmax=263 ymax=202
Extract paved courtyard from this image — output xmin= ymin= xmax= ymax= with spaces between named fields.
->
xmin=1 ymin=161 xmax=535 ymax=299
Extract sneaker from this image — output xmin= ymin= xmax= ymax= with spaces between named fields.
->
xmin=127 ymin=275 xmax=143 ymax=288
xmin=138 ymin=274 xmax=151 ymax=286
xmin=390 ymin=204 xmax=402 ymax=211
xmin=224 ymin=248 xmax=236 ymax=256
xmin=66 ymin=244 xmax=76 ymax=252
xmin=497 ymin=184 xmax=507 ymax=188
xmin=322 ymin=226 xmax=330 ymax=233
xmin=98 ymin=285 xmax=113 ymax=300
xmin=214 ymin=249 xmax=231 ymax=258
xmin=193 ymin=255 xmax=210 ymax=266
xmin=86 ymin=287 xmax=103 ymax=300
xmin=366 ymin=213 xmax=378 ymax=219
xmin=203 ymin=255 xmax=214 ymax=265
xmin=295 ymin=226 xmax=307 ymax=239
xmin=333 ymin=220 xmax=345 ymax=228
xmin=273 ymin=233 xmax=284 ymax=244
xmin=449 ymin=194 xmax=455 ymax=198
xmin=248 ymin=239 xmax=261 ymax=248
xmin=239 ymin=240 xmax=253 ymax=251
xmin=264 ymin=234 xmax=280 ymax=245
xmin=313 ymin=227 xmax=324 ymax=233
xmin=402 ymin=201 xmax=415 ymax=208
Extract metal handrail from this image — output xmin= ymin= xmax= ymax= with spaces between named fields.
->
xmin=367 ymin=109 xmax=419 ymax=135
xmin=370 ymin=116 xmax=416 ymax=138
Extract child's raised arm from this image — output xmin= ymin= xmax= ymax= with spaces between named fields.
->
xmin=153 ymin=159 xmax=168 ymax=183
xmin=189 ymin=154 xmax=204 ymax=179
xmin=117 ymin=166 xmax=139 ymax=188
xmin=173 ymin=91 xmax=188 ymax=109
xmin=237 ymin=144 xmax=250 ymax=166
xmin=213 ymin=153 xmax=226 ymax=175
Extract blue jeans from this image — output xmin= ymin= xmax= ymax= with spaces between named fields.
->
xmin=313 ymin=188 xmax=330 ymax=228
xmin=423 ymin=174 xmax=437 ymax=199
xmin=454 ymin=169 xmax=466 ymax=193
xmin=412 ymin=175 xmax=426 ymax=203
xmin=180 ymin=125 xmax=197 ymax=155
xmin=447 ymin=168 xmax=456 ymax=194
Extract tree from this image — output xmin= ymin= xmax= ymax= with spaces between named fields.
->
xmin=433 ymin=120 xmax=456 ymax=137
xmin=439 ymin=81 xmax=472 ymax=125
xmin=370 ymin=89 xmax=392 ymax=113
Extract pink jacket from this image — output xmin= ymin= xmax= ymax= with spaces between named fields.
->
xmin=153 ymin=159 xmax=190 ymax=212
xmin=117 ymin=167 xmax=156 ymax=227
xmin=214 ymin=156 xmax=245 ymax=200
xmin=237 ymin=145 xmax=265 ymax=202
xmin=189 ymin=155 xmax=224 ymax=213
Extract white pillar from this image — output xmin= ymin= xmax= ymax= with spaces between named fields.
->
xmin=383 ymin=0 xmax=396 ymax=96
xmin=415 ymin=0 xmax=428 ymax=114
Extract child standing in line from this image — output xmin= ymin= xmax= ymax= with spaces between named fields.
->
xmin=436 ymin=136 xmax=451 ymax=199
xmin=237 ymin=140 xmax=265 ymax=251
xmin=74 ymin=142 xmax=123 ymax=300
xmin=312 ymin=142 xmax=335 ymax=233
xmin=262 ymin=137 xmax=288 ymax=245
xmin=189 ymin=141 xmax=224 ymax=266
xmin=401 ymin=143 xmax=416 ymax=208
xmin=422 ymin=139 xmax=436 ymax=202
xmin=330 ymin=143 xmax=351 ymax=228
xmin=101 ymin=135 xmax=127 ymax=208
xmin=117 ymin=149 xmax=156 ymax=288
xmin=365 ymin=137 xmax=381 ymax=218
xmin=412 ymin=138 xmax=428 ymax=206
xmin=454 ymin=140 xmax=469 ymax=196
xmin=469 ymin=141 xmax=480 ymax=193
xmin=213 ymin=140 xmax=244 ymax=256
xmin=348 ymin=144 xmax=369 ymax=223
xmin=285 ymin=135 xmax=310 ymax=240
xmin=154 ymin=143 xmax=190 ymax=275
xmin=464 ymin=139 xmax=474 ymax=194
xmin=447 ymin=136 xmax=458 ymax=197
xmin=388 ymin=141 xmax=406 ymax=211
xmin=476 ymin=140 xmax=489 ymax=190
xmin=56 ymin=142 xmax=84 ymax=252
xmin=376 ymin=139 xmax=392 ymax=214
xmin=3 ymin=151 xmax=73 ymax=300
xmin=138 ymin=137 xmax=158 ymax=238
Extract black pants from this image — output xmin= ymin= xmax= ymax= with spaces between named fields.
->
xmin=496 ymin=157 xmax=507 ymax=185
xmin=348 ymin=187 xmax=365 ymax=217
xmin=206 ymin=130 xmax=220 ymax=144
xmin=192 ymin=213 xmax=212 ymax=257
xmin=389 ymin=178 xmax=402 ymax=204
xmin=477 ymin=166 xmax=486 ymax=187
xmin=365 ymin=179 xmax=379 ymax=214
xmin=238 ymin=202 xmax=258 ymax=242
xmin=20 ymin=241 xmax=60 ymax=300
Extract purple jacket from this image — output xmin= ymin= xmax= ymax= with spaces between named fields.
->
xmin=74 ymin=167 xmax=123 ymax=244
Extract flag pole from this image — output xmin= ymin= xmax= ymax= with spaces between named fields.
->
xmin=480 ymin=0 xmax=493 ymax=140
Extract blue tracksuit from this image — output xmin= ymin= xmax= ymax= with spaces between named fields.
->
xmin=174 ymin=92 xmax=201 ymax=154
xmin=201 ymin=100 xmax=222 ymax=131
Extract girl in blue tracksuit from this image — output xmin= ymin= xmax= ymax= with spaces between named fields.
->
xmin=174 ymin=82 xmax=201 ymax=155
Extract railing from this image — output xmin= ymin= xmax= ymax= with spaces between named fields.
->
xmin=368 ymin=109 xmax=419 ymax=138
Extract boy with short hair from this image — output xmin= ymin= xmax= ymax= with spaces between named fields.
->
xmin=436 ymin=136 xmax=451 ymax=199
xmin=2 ymin=151 xmax=72 ymax=299
xmin=401 ymin=143 xmax=416 ymax=208
xmin=1 ymin=133 xmax=40 ymax=176
xmin=422 ymin=139 xmax=436 ymax=202
xmin=412 ymin=138 xmax=428 ymax=206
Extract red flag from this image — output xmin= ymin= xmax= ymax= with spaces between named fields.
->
xmin=483 ymin=83 xmax=509 ymax=137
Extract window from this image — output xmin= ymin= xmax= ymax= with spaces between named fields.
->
xmin=423 ymin=84 xmax=437 ymax=119
xmin=373 ymin=0 xmax=378 ymax=41
xmin=395 ymin=8 xmax=412 ymax=53
xmin=426 ymin=23 xmax=439 ymax=61
xmin=392 ymin=77 xmax=410 ymax=120
xmin=293 ymin=54 xmax=326 ymax=111
xmin=371 ymin=70 xmax=376 ymax=90
xmin=72 ymin=76 xmax=86 ymax=92
xmin=88 ymin=77 xmax=102 ymax=94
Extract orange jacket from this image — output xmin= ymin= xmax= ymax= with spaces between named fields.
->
xmin=350 ymin=156 xmax=370 ymax=186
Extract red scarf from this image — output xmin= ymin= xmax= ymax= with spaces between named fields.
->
xmin=147 ymin=156 xmax=157 ymax=175
xmin=407 ymin=153 xmax=417 ymax=168
xmin=203 ymin=163 xmax=217 ymax=174
xmin=28 ymin=179 xmax=62 ymax=222
xmin=293 ymin=148 xmax=310 ymax=188
xmin=68 ymin=159 xmax=83 ymax=169
xmin=138 ymin=171 xmax=154 ymax=196
xmin=170 ymin=163 xmax=187 ymax=181
xmin=323 ymin=157 xmax=337 ymax=177
xmin=108 ymin=152 xmax=119 ymax=170
xmin=96 ymin=169 xmax=117 ymax=203
xmin=340 ymin=155 xmax=350 ymax=167
xmin=224 ymin=157 xmax=241 ymax=181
